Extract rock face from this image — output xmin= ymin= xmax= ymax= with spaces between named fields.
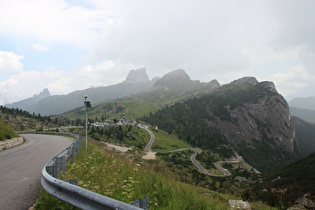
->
xmin=228 ymin=200 xmax=251 ymax=210
xmin=124 ymin=68 xmax=150 ymax=83
xmin=207 ymin=78 xmax=296 ymax=153
xmin=0 ymin=137 xmax=24 ymax=151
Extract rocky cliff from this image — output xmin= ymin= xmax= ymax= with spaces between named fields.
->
xmin=207 ymin=77 xmax=296 ymax=154
xmin=142 ymin=76 xmax=299 ymax=172
xmin=124 ymin=68 xmax=150 ymax=83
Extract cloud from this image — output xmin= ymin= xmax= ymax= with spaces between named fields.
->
xmin=0 ymin=0 xmax=115 ymax=47
xmin=0 ymin=60 xmax=135 ymax=104
xmin=269 ymin=64 xmax=315 ymax=97
xmin=90 ymin=1 xmax=280 ymax=80
xmin=0 ymin=51 xmax=24 ymax=75
xmin=0 ymin=68 xmax=64 ymax=104
xmin=31 ymin=44 xmax=49 ymax=51
xmin=1 ymin=0 xmax=315 ymax=104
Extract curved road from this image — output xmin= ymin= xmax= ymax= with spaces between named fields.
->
xmin=0 ymin=134 xmax=73 ymax=210
xmin=139 ymin=125 xmax=253 ymax=177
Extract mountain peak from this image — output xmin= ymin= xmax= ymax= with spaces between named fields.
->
xmin=230 ymin=77 xmax=258 ymax=86
xmin=124 ymin=68 xmax=150 ymax=83
xmin=153 ymin=69 xmax=192 ymax=89
xmin=33 ymin=88 xmax=50 ymax=99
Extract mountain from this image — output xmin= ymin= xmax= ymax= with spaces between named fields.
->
xmin=134 ymin=69 xmax=220 ymax=106
xmin=289 ymin=96 xmax=315 ymax=111
xmin=290 ymin=107 xmax=315 ymax=124
xmin=152 ymin=69 xmax=219 ymax=91
xmin=254 ymin=151 xmax=315 ymax=209
xmin=142 ymin=77 xmax=300 ymax=172
xmin=6 ymin=88 xmax=50 ymax=112
xmin=124 ymin=67 xmax=150 ymax=83
xmin=5 ymin=68 xmax=155 ymax=116
xmin=292 ymin=116 xmax=315 ymax=156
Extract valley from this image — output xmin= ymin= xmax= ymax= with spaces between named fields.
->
xmin=1 ymin=69 xmax=315 ymax=209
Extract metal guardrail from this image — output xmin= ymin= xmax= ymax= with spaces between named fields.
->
xmin=18 ymin=131 xmax=148 ymax=209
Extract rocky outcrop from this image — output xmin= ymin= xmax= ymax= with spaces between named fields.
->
xmin=228 ymin=200 xmax=251 ymax=210
xmin=124 ymin=68 xmax=150 ymax=83
xmin=153 ymin=69 xmax=192 ymax=90
xmin=231 ymin=77 xmax=258 ymax=86
xmin=296 ymin=193 xmax=315 ymax=209
xmin=6 ymin=88 xmax=50 ymax=111
xmin=0 ymin=137 xmax=24 ymax=151
xmin=206 ymin=80 xmax=296 ymax=154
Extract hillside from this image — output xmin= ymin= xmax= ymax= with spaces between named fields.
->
xmin=0 ymin=116 xmax=18 ymax=141
xmin=0 ymin=105 xmax=65 ymax=131
xmin=142 ymin=77 xmax=300 ymax=173
xmin=293 ymin=116 xmax=315 ymax=156
xmin=60 ymin=99 xmax=161 ymax=122
xmin=253 ymin=151 xmax=315 ymax=209
xmin=289 ymin=96 xmax=315 ymax=111
xmin=135 ymin=69 xmax=220 ymax=106
xmin=290 ymin=107 xmax=315 ymax=124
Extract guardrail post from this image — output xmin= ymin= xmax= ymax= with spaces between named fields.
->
xmin=61 ymin=155 xmax=66 ymax=174
xmin=71 ymin=144 xmax=76 ymax=164
xmin=46 ymin=165 xmax=59 ymax=179
xmin=130 ymin=196 xmax=149 ymax=209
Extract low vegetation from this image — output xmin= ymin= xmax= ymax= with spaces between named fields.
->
xmin=0 ymin=116 xmax=18 ymax=141
xmin=36 ymin=139 xmax=273 ymax=209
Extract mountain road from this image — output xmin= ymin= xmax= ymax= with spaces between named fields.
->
xmin=0 ymin=134 xmax=73 ymax=210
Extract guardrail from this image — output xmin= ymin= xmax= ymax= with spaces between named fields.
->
xmin=18 ymin=131 xmax=148 ymax=209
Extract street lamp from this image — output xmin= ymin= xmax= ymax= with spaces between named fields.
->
xmin=84 ymin=95 xmax=91 ymax=151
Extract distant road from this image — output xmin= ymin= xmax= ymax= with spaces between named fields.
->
xmin=140 ymin=125 xmax=259 ymax=177
xmin=138 ymin=124 xmax=155 ymax=152
xmin=0 ymin=134 xmax=73 ymax=210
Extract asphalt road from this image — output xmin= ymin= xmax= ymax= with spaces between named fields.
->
xmin=138 ymin=124 xmax=155 ymax=152
xmin=0 ymin=134 xmax=73 ymax=210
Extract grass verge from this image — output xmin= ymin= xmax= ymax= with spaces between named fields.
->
xmin=35 ymin=139 xmax=274 ymax=209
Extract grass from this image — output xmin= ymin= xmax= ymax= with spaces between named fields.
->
xmin=61 ymin=99 xmax=161 ymax=121
xmin=35 ymin=140 xmax=232 ymax=209
xmin=150 ymin=127 xmax=192 ymax=152
xmin=35 ymin=130 xmax=275 ymax=209
xmin=0 ymin=116 xmax=18 ymax=141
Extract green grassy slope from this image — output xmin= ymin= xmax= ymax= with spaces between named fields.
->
xmin=36 ymin=139 xmax=274 ymax=210
xmin=0 ymin=116 xmax=18 ymax=141
xmin=61 ymin=99 xmax=161 ymax=121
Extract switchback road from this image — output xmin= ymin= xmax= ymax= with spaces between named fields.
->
xmin=140 ymin=125 xmax=260 ymax=177
xmin=0 ymin=134 xmax=73 ymax=210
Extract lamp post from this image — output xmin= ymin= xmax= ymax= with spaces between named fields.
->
xmin=84 ymin=95 xmax=91 ymax=151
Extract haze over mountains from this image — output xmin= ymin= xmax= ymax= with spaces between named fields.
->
xmin=6 ymin=67 xmax=315 ymax=124
xmin=3 ymin=67 xmax=315 ymax=208
xmin=5 ymin=68 xmax=220 ymax=116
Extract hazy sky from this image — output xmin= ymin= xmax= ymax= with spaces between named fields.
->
xmin=1 ymin=0 xmax=314 ymax=105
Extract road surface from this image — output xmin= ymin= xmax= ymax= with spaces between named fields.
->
xmin=138 ymin=124 xmax=155 ymax=152
xmin=139 ymin=125 xmax=259 ymax=177
xmin=0 ymin=134 xmax=73 ymax=210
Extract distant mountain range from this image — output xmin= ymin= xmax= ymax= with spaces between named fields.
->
xmin=288 ymin=97 xmax=315 ymax=124
xmin=5 ymin=68 xmax=220 ymax=116
xmin=289 ymin=96 xmax=315 ymax=111
xmin=6 ymin=68 xmax=156 ymax=116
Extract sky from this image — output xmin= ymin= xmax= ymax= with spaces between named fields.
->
xmin=1 ymin=0 xmax=315 ymax=105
